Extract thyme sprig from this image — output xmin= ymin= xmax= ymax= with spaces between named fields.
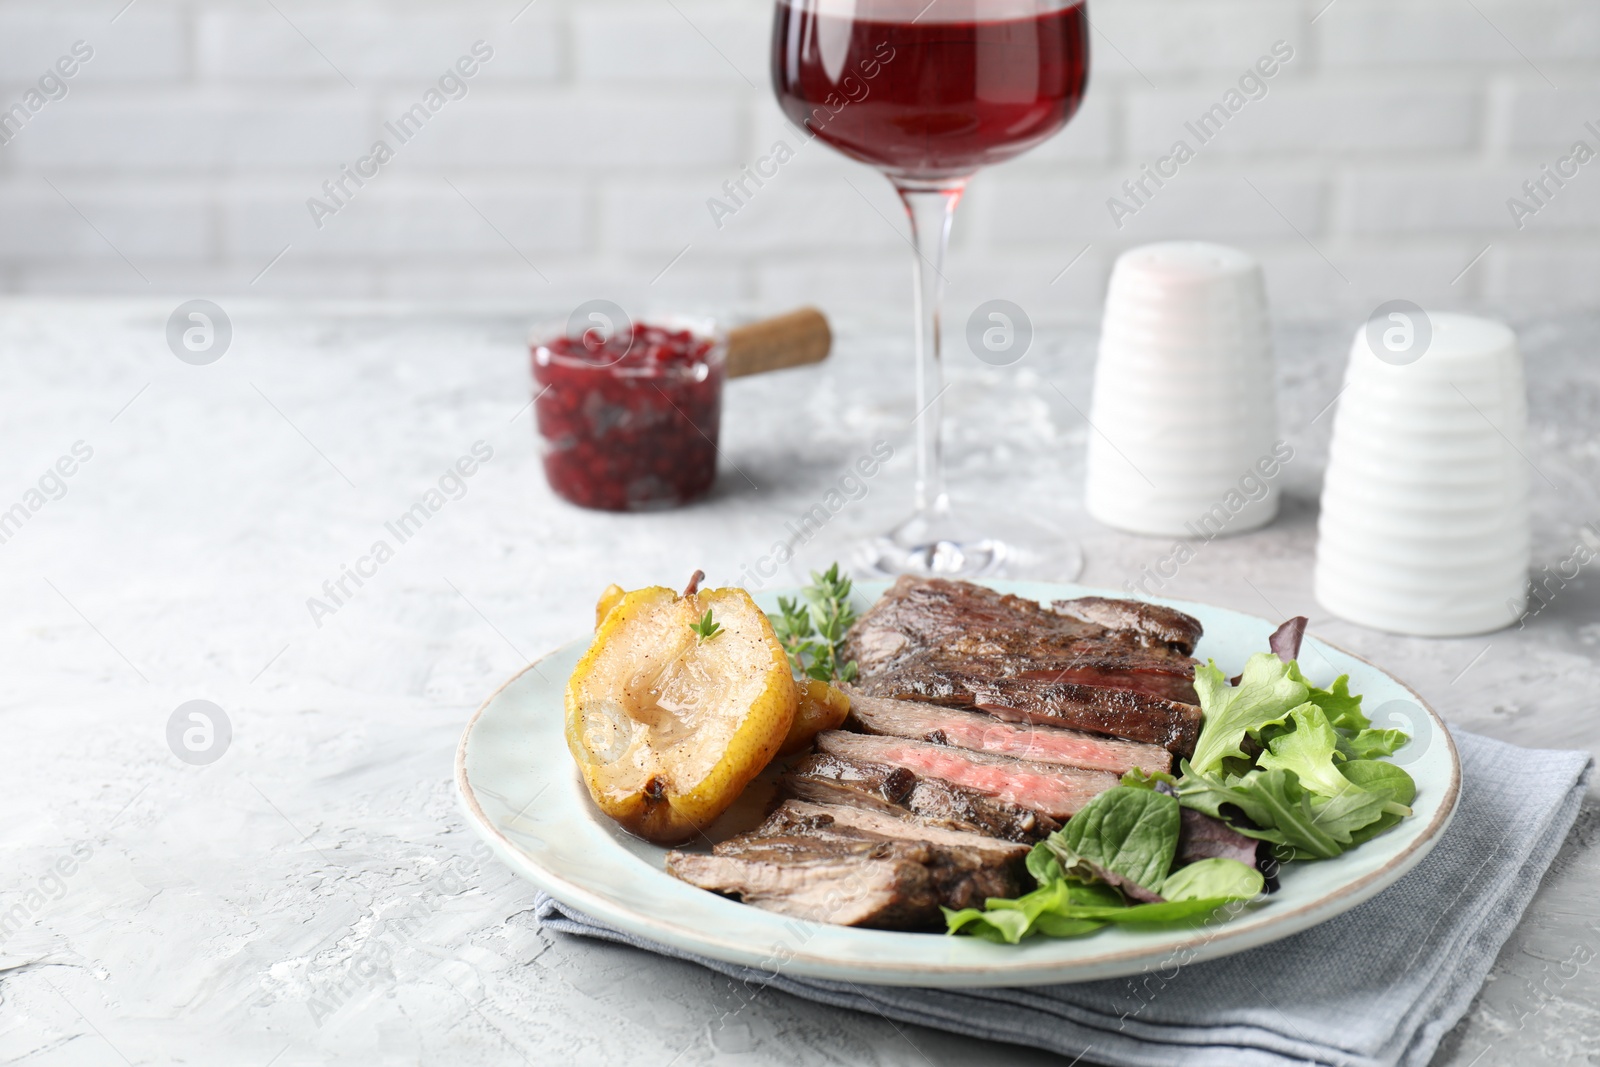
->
xmin=770 ymin=563 xmax=860 ymax=683
xmin=691 ymin=608 xmax=722 ymax=642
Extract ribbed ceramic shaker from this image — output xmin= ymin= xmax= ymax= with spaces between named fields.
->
xmin=1085 ymin=242 xmax=1283 ymax=538
xmin=1314 ymin=311 xmax=1531 ymax=636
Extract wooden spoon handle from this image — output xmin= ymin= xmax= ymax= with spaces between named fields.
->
xmin=725 ymin=307 xmax=832 ymax=379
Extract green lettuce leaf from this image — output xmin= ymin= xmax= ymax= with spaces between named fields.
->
xmin=943 ymin=856 xmax=1259 ymax=940
xmin=1025 ymin=842 xmax=1064 ymax=888
xmin=944 ymin=904 xmax=1037 ymax=943
xmin=1062 ymin=898 xmax=1246 ymax=924
xmin=1336 ymin=728 xmax=1409 ymax=761
xmin=1288 ymin=665 xmax=1369 ymax=731
xmin=1032 ymin=913 xmax=1110 ymax=937
xmin=1064 ymin=881 xmax=1127 ymax=908
xmin=1340 ymin=759 xmax=1416 ymax=808
xmin=1055 ymin=786 xmax=1181 ymax=897
xmin=944 ymin=880 xmax=1112 ymax=942
xmin=1188 ymin=655 xmax=1310 ymax=776
xmin=1120 ymin=767 xmax=1180 ymax=791
xmin=1338 ymin=759 xmax=1417 ymax=845
xmin=1256 ymin=703 xmax=1352 ymax=798
xmin=1287 ymin=666 xmax=1410 ymax=762
xmin=1175 ymin=765 xmax=1384 ymax=860
xmin=1301 ymin=786 xmax=1393 ymax=858
xmin=1161 ymin=857 xmax=1264 ymax=902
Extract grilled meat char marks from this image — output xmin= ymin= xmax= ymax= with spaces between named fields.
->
xmin=843 ymin=577 xmax=1205 ymax=758
xmin=664 ymin=801 xmax=1029 ymax=928
xmin=758 ymin=798 xmax=1031 ymax=862
xmin=842 ymin=576 xmax=1200 ymax=675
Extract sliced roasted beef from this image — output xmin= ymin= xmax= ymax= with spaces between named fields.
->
xmin=966 ymin=677 xmax=1203 ymax=758
xmin=747 ymin=800 xmax=1028 ymax=909
xmin=842 ymin=577 xmax=1205 ymax=757
xmin=759 ymin=799 xmax=1027 ymax=855
xmin=845 ymin=689 xmax=1172 ymax=776
xmin=843 ymin=576 xmax=1202 ymax=681
xmin=665 ymin=801 xmax=1030 ymax=928
xmin=666 ymin=840 xmax=944 ymax=928
xmin=1011 ymin=665 xmax=1201 ymax=705
xmin=1049 ymin=596 xmax=1202 ymax=654
xmin=814 ymin=731 xmax=1120 ymax=819
xmin=784 ymin=750 xmax=1061 ymax=842
xmin=798 ymin=730 xmax=1119 ymax=831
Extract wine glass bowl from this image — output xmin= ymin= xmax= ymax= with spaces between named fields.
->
xmin=772 ymin=0 xmax=1090 ymax=578
xmin=772 ymin=0 xmax=1089 ymax=184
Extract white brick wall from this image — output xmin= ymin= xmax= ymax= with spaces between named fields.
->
xmin=1 ymin=0 xmax=1598 ymax=321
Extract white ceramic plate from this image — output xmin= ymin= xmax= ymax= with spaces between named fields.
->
xmin=456 ymin=581 xmax=1460 ymax=987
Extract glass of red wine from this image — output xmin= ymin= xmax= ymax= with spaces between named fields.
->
xmin=773 ymin=0 xmax=1089 ymax=578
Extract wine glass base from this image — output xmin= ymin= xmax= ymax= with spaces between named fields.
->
xmin=847 ymin=510 xmax=1084 ymax=582
xmin=857 ymin=533 xmax=1009 ymax=580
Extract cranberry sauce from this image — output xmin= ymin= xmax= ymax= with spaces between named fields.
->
xmin=532 ymin=323 xmax=724 ymax=511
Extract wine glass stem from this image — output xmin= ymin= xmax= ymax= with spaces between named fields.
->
xmin=895 ymin=181 xmax=966 ymax=521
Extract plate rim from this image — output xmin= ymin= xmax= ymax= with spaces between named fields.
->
xmin=455 ymin=584 xmax=1462 ymax=985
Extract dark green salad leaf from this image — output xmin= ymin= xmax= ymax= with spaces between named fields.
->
xmin=1052 ymin=785 xmax=1180 ymax=897
xmin=1339 ymin=759 xmax=1419 ymax=846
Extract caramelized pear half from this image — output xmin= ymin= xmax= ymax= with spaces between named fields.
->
xmin=566 ymin=583 xmax=798 ymax=844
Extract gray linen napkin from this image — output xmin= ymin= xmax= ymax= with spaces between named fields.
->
xmin=536 ymin=730 xmax=1592 ymax=1067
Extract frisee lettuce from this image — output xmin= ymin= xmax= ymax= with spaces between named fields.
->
xmin=1288 ymin=663 xmax=1367 ymax=731
xmin=1188 ymin=654 xmax=1308 ymax=776
xmin=1257 ymin=702 xmax=1353 ymax=798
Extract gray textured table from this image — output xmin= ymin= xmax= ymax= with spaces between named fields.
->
xmin=1 ymin=300 xmax=1595 ymax=1066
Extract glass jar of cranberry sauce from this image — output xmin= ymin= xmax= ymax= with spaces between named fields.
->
xmin=532 ymin=320 xmax=725 ymax=511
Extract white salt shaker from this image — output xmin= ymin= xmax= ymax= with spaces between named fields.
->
xmin=1314 ymin=311 xmax=1531 ymax=636
xmin=1085 ymin=242 xmax=1282 ymax=538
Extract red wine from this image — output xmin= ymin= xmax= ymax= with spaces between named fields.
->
xmin=772 ymin=0 xmax=1089 ymax=181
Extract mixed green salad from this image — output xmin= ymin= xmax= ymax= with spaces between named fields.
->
xmin=945 ymin=626 xmax=1417 ymax=942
